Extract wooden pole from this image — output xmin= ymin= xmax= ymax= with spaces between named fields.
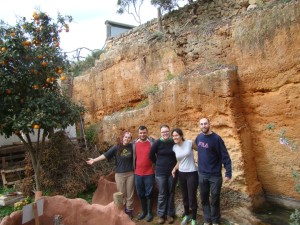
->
xmin=32 ymin=202 xmax=40 ymax=225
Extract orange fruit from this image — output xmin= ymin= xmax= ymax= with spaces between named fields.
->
xmin=1 ymin=47 xmax=6 ymax=52
xmin=41 ymin=61 xmax=47 ymax=67
xmin=60 ymin=75 xmax=66 ymax=81
xmin=33 ymin=124 xmax=40 ymax=129
xmin=46 ymin=77 xmax=51 ymax=83
xmin=57 ymin=69 xmax=63 ymax=74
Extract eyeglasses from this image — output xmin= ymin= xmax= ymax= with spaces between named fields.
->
xmin=161 ymin=131 xmax=170 ymax=134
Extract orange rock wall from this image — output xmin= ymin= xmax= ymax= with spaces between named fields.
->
xmin=72 ymin=2 xmax=300 ymax=208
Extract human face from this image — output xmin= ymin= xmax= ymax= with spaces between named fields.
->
xmin=138 ymin=129 xmax=148 ymax=141
xmin=160 ymin=127 xmax=170 ymax=140
xmin=122 ymin=132 xmax=132 ymax=145
xmin=172 ymin=131 xmax=182 ymax=144
xmin=199 ymin=118 xmax=210 ymax=135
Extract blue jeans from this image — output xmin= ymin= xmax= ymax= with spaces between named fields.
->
xmin=155 ymin=174 xmax=177 ymax=217
xmin=199 ymin=173 xmax=223 ymax=224
xmin=135 ymin=174 xmax=155 ymax=199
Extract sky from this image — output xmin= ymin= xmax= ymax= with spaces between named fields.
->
xmin=0 ymin=0 xmax=160 ymax=58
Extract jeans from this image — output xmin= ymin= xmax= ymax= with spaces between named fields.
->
xmin=179 ymin=171 xmax=198 ymax=220
xmin=199 ymin=173 xmax=223 ymax=224
xmin=155 ymin=174 xmax=177 ymax=217
xmin=135 ymin=174 xmax=155 ymax=199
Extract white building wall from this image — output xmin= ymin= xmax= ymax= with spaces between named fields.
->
xmin=0 ymin=125 xmax=76 ymax=147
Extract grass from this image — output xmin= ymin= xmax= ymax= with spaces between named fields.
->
xmin=0 ymin=186 xmax=23 ymax=219
xmin=76 ymin=185 xmax=96 ymax=204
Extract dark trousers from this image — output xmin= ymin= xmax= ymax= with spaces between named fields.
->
xmin=179 ymin=171 xmax=198 ymax=220
xmin=155 ymin=174 xmax=177 ymax=217
xmin=135 ymin=174 xmax=155 ymax=199
xmin=198 ymin=174 xmax=222 ymax=224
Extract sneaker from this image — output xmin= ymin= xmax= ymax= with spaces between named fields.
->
xmin=158 ymin=216 xmax=165 ymax=224
xmin=191 ymin=219 xmax=197 ymax=225
xmin=181 ymin=215 xmax=191 ymax=225
xmin=124 ymin=208 xmax=133 ymax=219
xmin=167 ymin=216 xmax=175 ymax=224
xmin=203 ymin=223 xmax=210 ymax=225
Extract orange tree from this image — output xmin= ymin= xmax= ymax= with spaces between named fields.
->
xmin=0 ymin=11 xmax=84 ymax=191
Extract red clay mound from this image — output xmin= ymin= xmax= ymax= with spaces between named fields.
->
xmin=0 ymin=195 xmax=135 ymax=225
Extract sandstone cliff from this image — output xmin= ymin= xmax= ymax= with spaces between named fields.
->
xmin=72 ymin=0 xmax=300 ymax=210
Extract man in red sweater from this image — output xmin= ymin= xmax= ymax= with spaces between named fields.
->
xmin=133 ymin=125 xmax=155 ymax=222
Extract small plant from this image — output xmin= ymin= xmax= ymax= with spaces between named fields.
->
xmin=85 ymin=124 xmax=98 ymax=146
xmin=166 ymin=70 xmax=175 ymax=80
xmin=144 ymin=85 xmax=160 ymax=95
xmin=14 ymin=196 xmax=32 ymax=211
xmin=265 ymin=123 xmax=275 ymax=131
xmin=136 ymin=99 xmax=149 ymax=109
xmin=290 ymin=209 xmax=300 ymax=225
xmin=148 ymin=31 xmax=164 ymax=42
xmin=72 ymin=49 xmax=104 ymax=77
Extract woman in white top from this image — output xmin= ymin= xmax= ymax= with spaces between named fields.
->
xmin=172 ymin=128 xmax=198 ymax=225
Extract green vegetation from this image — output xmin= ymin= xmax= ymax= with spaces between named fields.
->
xmin=235 ymin=2 xmax=300 ymax=52
xmin=0 ymin=186 xmax=32 ymax=218
xmin=144 ymin=85 xmax=160 ymax=95
xmin=136 ymin=99 xmax=149 ymax=109
xmin=0 ymin=184 xmax=96 ymax=219
xmin=72 ymin=49 xmax=104 ymax=77
xmin=0 ymin=11 xmax=85 ymax=191
xmin=265 ymin=124 xmax=300 ymax=224
xmin=166 ymin=70 xmax=175 ymax=80
xmin=76 ymin=185 xmax=97 ymax=204
xmin=85 ymin=124 xmax=98 ymax=146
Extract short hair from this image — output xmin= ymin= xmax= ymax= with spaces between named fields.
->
xmin=199 ymin=118 xmax=210 ymax=123
xmin=160 ymin=124 xmax=170 ymax=130
xmin=138 ymin=125 xmax=148 ymax=131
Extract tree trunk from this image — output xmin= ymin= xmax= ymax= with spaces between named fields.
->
xmin=157 ymin=7 xmax=163 ymax=32
xmin=18 ymin=133 xmax=42 ymax=191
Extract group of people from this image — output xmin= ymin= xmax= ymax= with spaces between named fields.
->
xmin=86 ymin=118 xmax=232 ymax=225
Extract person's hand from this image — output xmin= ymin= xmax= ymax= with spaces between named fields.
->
xmin=86 ymin=158 xmax=94 ymax=165
xmin=224 ymin=176 xmax=231 ymax=182
xmin=171 ymin=169 xmax=177 ymax=178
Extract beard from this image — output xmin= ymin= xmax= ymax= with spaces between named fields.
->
xmin=201 ymin=127 xmax=210 ymax=134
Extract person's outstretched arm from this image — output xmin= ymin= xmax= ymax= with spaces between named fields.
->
xmin=86 ymin=154 xmax=107 ymax=165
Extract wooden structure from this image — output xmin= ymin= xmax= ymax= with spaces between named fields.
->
xmin=0 ymin=144 xmax=26 ymax=188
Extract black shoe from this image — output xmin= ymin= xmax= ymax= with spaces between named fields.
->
xmin=145 ymin=198 xmax=153 ymax=222
xmin=137 ymin=198 xmax=147 ymax=220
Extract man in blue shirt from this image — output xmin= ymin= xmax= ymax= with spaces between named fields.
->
xmin=195 ymin=118 xmax=232 ymax=225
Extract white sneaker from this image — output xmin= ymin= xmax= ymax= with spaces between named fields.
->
xmin=181 ymin=215 xmax=191 ymax=225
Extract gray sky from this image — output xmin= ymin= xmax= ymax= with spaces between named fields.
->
xmin=0 ymin=0 xmax=159 ymax=57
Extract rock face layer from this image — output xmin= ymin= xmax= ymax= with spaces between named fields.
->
xmin=72 ymin=1 xmax=300 ymax=209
